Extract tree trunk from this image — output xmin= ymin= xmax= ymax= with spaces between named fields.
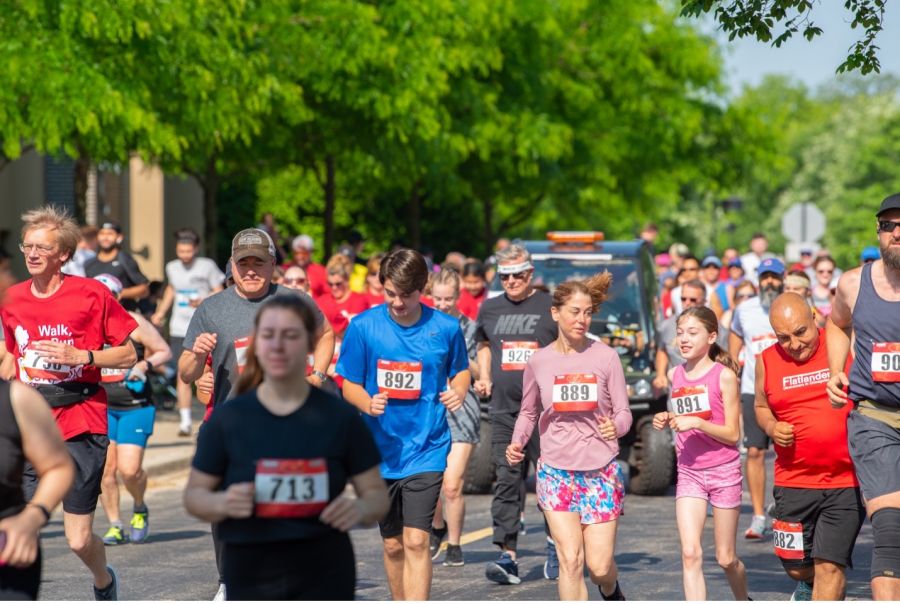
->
xmin=201 ymin=164 xmax=220 ymax=261
xmin=73 ymin=156 xmax=90 ymax=224
xmin=481 ymin=195 xmax=495 ymax=256
xmin=323 ymin=154 xmax=336 ymax=259
xmin=408 ymin=181 xmax=423 ymax=250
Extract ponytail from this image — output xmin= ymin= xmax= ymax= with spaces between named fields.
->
xmin=709 ymin=342 xmax=740 ymax=376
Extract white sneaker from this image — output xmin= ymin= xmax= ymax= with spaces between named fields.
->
xmin=213 ymin=583 xmax=226 ymax=601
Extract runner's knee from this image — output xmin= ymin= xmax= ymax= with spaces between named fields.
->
xmin=383 ymin=537 xmax=404 ymax=559
xmin=716 ymin=551 xmax=738 ymax=571
xmin=871 ymin=507 xmax=900 ymax=579
xmin=681 ymin=543 xmax=703 ymax=567
xmin=556 ymin=546 xmax=584 ymax=577
xmin=442 ymin=480 xmax=463 ymax=501
xmin=746 ymin=448 xmax=765 ymax=462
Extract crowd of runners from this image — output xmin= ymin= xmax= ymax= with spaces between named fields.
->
xmin=0 ymin=193 xmax=897 ymax=601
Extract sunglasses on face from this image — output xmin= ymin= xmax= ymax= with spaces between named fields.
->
xmin=878 ymin=220 xmax=900 ymax=233
xmin=499 ymin=271 xmax=530 ymax=282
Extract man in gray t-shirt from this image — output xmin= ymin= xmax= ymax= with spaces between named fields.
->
xmin=178 ymin=228 xmax=334 ymax=410
xmin=152 ymin=229 xmax=225 ymax=434
xmin=653 ymin=280 xmax=708 ymax=390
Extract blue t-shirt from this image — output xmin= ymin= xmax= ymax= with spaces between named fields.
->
xmin=336 ymin=304 xmax=469 ymax=479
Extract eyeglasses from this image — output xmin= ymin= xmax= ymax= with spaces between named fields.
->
xmin=499 ymin=271 xmax=530 ymax=282
xmin=327 ymin=280 xmax=346 ymax=288
xmin=878 ymin=220 xmax=900 ymax=233
xmin=284 ymin=278 xmax=307 ymax=286
xmin=680 ymin=297 xmax=702 ymax=304
xmin=19 ymin=243 xmax=56 ymax=255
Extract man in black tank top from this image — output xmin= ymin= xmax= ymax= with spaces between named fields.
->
xmin=826 ymin=193 xmax=900 ymax=600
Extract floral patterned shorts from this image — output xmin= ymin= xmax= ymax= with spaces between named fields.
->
xmin=536 ymin=458 xmax=625 ymax=524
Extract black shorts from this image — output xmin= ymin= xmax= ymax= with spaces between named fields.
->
xmin=772 ymin=486 xmax=865 ymax=569
xmin=224 ymin=532 xmax=354 ymax=600
xmin=379 ymin=471 xmax=443 ymax=538
xmin=24 ymin=433 xmax=109 ymax=515
xmin=741 ymin=393 xmax=770 ymax=450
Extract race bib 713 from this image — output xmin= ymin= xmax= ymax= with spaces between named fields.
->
xmin=255 ymin=458 xmax=329 ymax=518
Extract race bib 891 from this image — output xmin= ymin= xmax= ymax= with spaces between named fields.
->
xmin=670 ymin=385 xmax=712 ymax=420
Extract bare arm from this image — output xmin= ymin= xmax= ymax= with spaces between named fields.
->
xmin=728 ymin=331 xmax=743 ymax=361
xmin=132 ymin=314 xmax=172 ymax=369
xmin=319 ymin=466 xmax=389 ymax=532
xmin=342 ymin=378 xmax=379 ymax=416
xmin=474 ymin=342 xmax=492 ymax=397
xmin=309 ymin=321 xmax=335 ymax=382
xmin=120 ymin=283 xmax=150 ymax=302
xmin=653 ymin=347 xmax=670 ymax=389
xmin=754 ymin=357 xmax=794 ymax=447
xmin=151 ymin=284 xmax=175 ymax=326
xmin=183 ymin=469 xmax=254 ymax=524
xmin=178 ymin=332 xmax=217 ymax=384
xmin=0 ymin=383 xmax=74 ymax=567
xmin=826 ymin=269 xmax=860 ymax=407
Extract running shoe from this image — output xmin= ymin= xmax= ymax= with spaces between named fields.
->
xmin=519 ymin=516 xmax=527 ymax=535
xmin=443 ymin=544 xmax=464 ymax=567
xmin=790 ymin=581 xmax=813 ymax=601
xmin=213 ymin=583 xmax=226 ymax=601
xmin=429 ymin=525 xmax=447 ymax=561
xmin=599 ymin=581 xmax=626 ymax=601
xmin=178 ymin=426 xmax=192 ymax=437
xmin=544 ymin=538 xmax=560 ymax=580
xmin=744 ymin=514 xmax=768 ymax=539
xmin=130 ymin=510 xmax=149 ymax=543
xmin=93 ymin=566 xmax=118 ymax=601
xmin=485 ymin=552 xmax=521 ymax=585
xmin=102 ymin=526 xmax=126 ymax=546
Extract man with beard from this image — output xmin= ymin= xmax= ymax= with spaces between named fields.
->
xmin=729 ymin=257 xmax=785 ymax=539
xmin=84 ymin=222 xmax=149 ymax=311
xmin=826 ymin=194 xmax=900 ymax=600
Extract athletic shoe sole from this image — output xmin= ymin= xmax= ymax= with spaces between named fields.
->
xmin=485 ymin=563 xmax=522 ymax=585
xmin=443 ymin=559 xmax=465 ymax=567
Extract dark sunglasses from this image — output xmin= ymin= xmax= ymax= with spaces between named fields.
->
xmin=499 ymin=271 xmax=530 ymax=282
xmin=680 ymin=296 xmax=702 ymax=303
xmin=878 ymin=220 xmax=900 ymax=233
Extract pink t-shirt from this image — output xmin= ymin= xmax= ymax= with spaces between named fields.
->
xmin=670 ymin=362 xmax=740 ymax=470
xmin=511 ymin=340 xmax=632 ymax=471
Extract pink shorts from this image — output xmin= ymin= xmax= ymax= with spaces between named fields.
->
xmin=676 ymin=459 xmax=743 ymax=509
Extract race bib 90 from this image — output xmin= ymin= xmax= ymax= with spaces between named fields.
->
xmin=670 ymin=385 xmax=712 ymax=420
xmin=750 ymin=334 xmax=777 ymax=356
xmin=552 ymin=373 xmax=598 ymax=412
xmin=871 ymin=343 xmax=900 ymax=383
xmin=772 ymin=520 xmax=805 ymax=560
xmin=255 ymin=458 xmax=329 ymax=518
xmin=20 ymin=345 xmax=79 ymax=384
xmin=377 ymin=360 xmax=422 ymax=399
xmin=501 ymin=341 xmax=539 ymax=371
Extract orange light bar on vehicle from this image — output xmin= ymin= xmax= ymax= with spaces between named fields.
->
xmin=546 ymin=231 xmax=605 ymax=244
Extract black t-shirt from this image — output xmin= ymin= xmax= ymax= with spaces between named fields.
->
xmin=85 ymin=250 xmax=149 ymax=310
xmin=475 ymin=290 xmax=557 ymax=415
xmin=192 ymin=387 xmax=381 ymax=544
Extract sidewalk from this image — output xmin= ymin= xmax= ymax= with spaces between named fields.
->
xmin=143 ymin=403 xmax=204 ymax=478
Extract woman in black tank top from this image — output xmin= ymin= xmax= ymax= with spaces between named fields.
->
xmin=0 ymin=379 xmax=74 ymax=600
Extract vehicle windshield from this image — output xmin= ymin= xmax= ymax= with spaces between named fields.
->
xmin=489 ymin=256 xmax=649 ymax=364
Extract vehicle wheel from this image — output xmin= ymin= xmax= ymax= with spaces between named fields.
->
xmin=463 ymin=417 xmax=496 ymax=495
xmin=627 ymin=417 xmax=675 ymax=496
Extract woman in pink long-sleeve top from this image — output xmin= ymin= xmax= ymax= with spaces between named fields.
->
xmin=507 ymin=272 xmax=632 ymax=601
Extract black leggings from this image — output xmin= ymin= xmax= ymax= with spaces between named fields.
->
xmin=224 ymin=532 xmax=355 ymax=601
xmin=0 ymin=547 xmax=41 ymax=600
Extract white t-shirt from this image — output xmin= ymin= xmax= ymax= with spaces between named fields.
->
xmin=165 ymin=257 xmax=225 ymax=337
xmin=730 ymin=296 xmax=778 ymax=395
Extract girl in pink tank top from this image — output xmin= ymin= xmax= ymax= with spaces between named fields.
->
xmin=652 ymin=306 xmax=748 ymax=600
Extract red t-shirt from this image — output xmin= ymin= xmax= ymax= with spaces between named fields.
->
xmin=282 ymin=262 xmax=328 ymax=298
xmin=761 ymin=331 xmax=857 ymax=489
xmin=316 ymin=291 xmax=370 ymax=337
xmin=1 ymin=276 xmax=138 ymax=440
xmin=365 ymin=291 xmax=384 ymax=306
xmin=457 ymin=288 xmax=486 ymax=320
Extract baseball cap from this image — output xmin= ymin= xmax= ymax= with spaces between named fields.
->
xmin=99 ymin=221 xmax=122 ymax=233
xmin=876 ymin=193 xmax=900 ymax=217
xmin=701 ymin=255 xmax=722 ymax=268
xmin=757 ymin=257 xmax=785 ymax=277
xmin=93 ymin=273 xmax=123 ymax=297
xmin=655 ymin=253 xmax=671 ymax=267
xmin=861 ymin=246 xmax=881 ymax=262
xmin=292 ymin=235 xmax=314 ymax=251
xmin=231 ymin=228 xmax=275 ymax=262
xmin=727 ymin=258 xmax=742 ymax=269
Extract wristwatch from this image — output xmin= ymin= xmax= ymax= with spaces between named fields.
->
xmin=311 ymin=370 xmax=329 ymax=383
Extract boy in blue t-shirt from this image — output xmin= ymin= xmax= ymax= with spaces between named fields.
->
xmin=337 ymin=248 xmax=469 ymax=600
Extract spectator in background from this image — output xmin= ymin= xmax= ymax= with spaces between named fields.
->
xmin=458 ymin=261 xmax=488 ymax=321
xmin=715 ymin=258 xmax=743 ymax=314
xmin=84 ymin=221 xmax=149 ymax=311
xmin=336 ymin=243 xmax=370 ymax=293
xmin=811 ymin=255 xmax=836 ymax=318
xmin=256 ymin=212 xmax=288 ymax=264
xmin=639 ymin=222 xmax=659 ymax=252
xmin=669 ymin=242 xmax=690 ymax=274
xmin=365 ymin=254 xmax=386 ymax=306
xmin=700 ymin=256 xmax=725 ymax=319
xmin=789 ymin=248 xmax=815 ymax=277
xmin=783 ymin=270 xmax=824 ymax=328
xmin=62 ymin=225 xmax=99 ymax=277
xmin=860 ymin=245 xmax=880 ymax=265
xmin=719 ymin=247 xmax=739 ymax=281
xmin=669 ymin=256 xmax=702 ymax=316
xmin=739 ymin=233 xmax=773 ymax=286
xmin=347 ymin=230 xmax=368 ymax=267
xmin=286 ymin=235 xmax=327 ymax=298
xmin=655 ymin=253 xmax=673 ymax=282
xmin=442 ymin=252 xmax=466 ymax=274
xmin=719 ymin=280 xmax=757 ymax=345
